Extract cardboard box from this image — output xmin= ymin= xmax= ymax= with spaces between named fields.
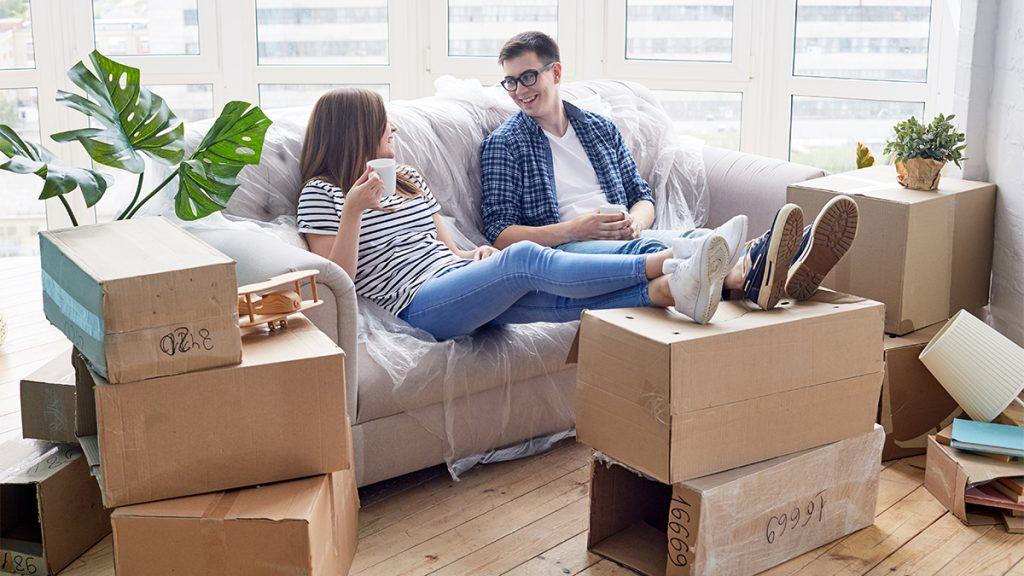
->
xmin=111 ymin=467 xmax=359 ymax=576
xmin=76 ymin=315 xmax=349 ymax=508
xmin=924 ymin=431 xmax=1024 ymax=525
xmin=787 ymin=166 xmax=995 ymax=335
xmin=588 ymin=426 xmax=883 ymax=576
xmin=879 ymin=324 xmax=962 ymax=460
xmin=573 ymin=291 xmax=884 ymax=484
xmin=0 ymin=439 xmax=111 ymax=575
xmin=39 ymin=217 xmax=241 ymax=383
xmin=19 ymin=348 xmax=79 ymax=444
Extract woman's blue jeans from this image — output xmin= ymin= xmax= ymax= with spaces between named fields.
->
xmin=398 ymin=241 xmax=653 ymax=340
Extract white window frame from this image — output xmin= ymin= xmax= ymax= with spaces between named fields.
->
xmin=0 ymin=0 xmax=956 ymax=235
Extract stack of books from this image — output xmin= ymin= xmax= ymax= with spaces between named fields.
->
xmin=944 ymin=419 xmax=1023 ymax=531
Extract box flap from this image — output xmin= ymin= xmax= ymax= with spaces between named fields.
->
xmin=883 ymin=322 xmax=943 ymax=352
xmin=38 ymin=217 xmax=233 ymax=282
xmin=112 ymin=475 xmax=326 ymax=522
xmin=0 ymin=439 xmax=79 ymax=485
xmin=20 ymin=347 xmax=78 ymax=444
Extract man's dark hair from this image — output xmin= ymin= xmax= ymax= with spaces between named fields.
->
xmin=498 ymin=31 xmax=560 ymax=66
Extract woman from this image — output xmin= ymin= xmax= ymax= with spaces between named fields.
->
xmin=296 ymin=88 xmax=732 ymax=340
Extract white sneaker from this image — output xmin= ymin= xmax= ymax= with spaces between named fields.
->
xmin=671 ymin=215 xmax=749 ymax=271
xmin=664 ymin=233 xmax=730 ymax=324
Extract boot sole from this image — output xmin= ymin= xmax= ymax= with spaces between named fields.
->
xmin=757 ymin=205 xmax=803 ymax=311
xmin=691 ymin=235 xmax=730 ymax=324
xmin=786 ymin=196 xmax=859 ymax=301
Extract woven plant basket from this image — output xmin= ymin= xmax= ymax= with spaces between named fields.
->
xmin=895 ymin=157 xmax=945 ymax=191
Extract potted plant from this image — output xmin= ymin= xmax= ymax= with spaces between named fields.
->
xmin=883 ymin=113 xmax=966 ymax=191
xmin=0 ymin=51 xmax=272 ymax=226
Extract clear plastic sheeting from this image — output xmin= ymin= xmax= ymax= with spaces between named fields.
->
xmin=357 ymin=298 xmax=578 ymax=479
xmin=141 ymin=78 xmax=707 ymax=480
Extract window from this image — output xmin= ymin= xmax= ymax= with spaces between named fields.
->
xmin=258 ymin=84 xmax=390 ymax=111
xmin=625 ymin=0 xmax=734 ymax=62
xmin=93 ymin=0 xmax=201 ymax=56
xmin=653 ymin=90 xmax=742 ymax=150
xmin=793 ymin=0 xmax=931 ymax=82
xmin=95 ymin=84 xmax=215 ymax=221
xmin=0 ymin=88 xmax=42 ymax=256
xmin=255 ymin=0 xmax=389 ymax=66
xmin=789 ymin=96 xmax=924 ymax=174
xmin=0 ymin=0 xmax=33 ymax=70
xmin=447 ymin=0 xmax=558 ymax=57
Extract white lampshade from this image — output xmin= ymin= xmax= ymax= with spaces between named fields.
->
xmin=919 ymin=310 xmax=1024 ymax=422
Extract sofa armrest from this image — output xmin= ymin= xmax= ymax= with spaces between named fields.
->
xmin=190 ymin=228 xmax=359 ymax=421
xmin=702 ymin=146 xmax=827 ymax=235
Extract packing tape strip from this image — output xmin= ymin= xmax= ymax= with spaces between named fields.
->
xmin=41 ymin=269 xmax=104 ymax=342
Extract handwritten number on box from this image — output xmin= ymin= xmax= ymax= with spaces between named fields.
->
xmin=766 ymin=490 xmax=826 ymax=544
xmin=668 ymin=496 xmax=694 ymax=567
xmin=159 ymin=327 xmax=213 ymax=357
xmin=0 ymin=551 xmax=41 ymax=575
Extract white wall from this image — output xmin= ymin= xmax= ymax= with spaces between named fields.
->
xmin=982 ymin=0 xmax=1024 ymax=345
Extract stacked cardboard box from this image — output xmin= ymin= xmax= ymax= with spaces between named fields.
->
xmin=788 ymin=166 xmax=997 ymax=458
xmin=19 ymin=217 xmax=359 ymax=575
xmin=0 ymin=439 xmax=110 ymax=575
xmin=588 ymin=427 xmax=884 ymax=576
xmin=573 ymin=291 xmax=887 ymax=575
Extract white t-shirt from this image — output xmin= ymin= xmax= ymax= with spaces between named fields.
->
xmin=544 ymin=123 xmax=607 ymax=221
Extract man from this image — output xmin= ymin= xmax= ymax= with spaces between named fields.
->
xmin=480 ymin=31 xmax=860 ymax=315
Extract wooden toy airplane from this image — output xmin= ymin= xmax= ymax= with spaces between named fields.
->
xmin=237 ymin=270 xmax=322 ymax=331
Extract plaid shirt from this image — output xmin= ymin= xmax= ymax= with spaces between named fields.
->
xmin=479 ymin=101 xmax=655 ymax=244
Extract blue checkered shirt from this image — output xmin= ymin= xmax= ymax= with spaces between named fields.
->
xmin=479 ymin=101 xmax=655 ymax=244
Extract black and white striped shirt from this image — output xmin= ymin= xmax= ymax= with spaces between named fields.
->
xmin=297 ymin=165 xmax=470 ymax=315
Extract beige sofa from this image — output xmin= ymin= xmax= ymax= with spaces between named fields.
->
xmin=180 ymin=80 xmax=826 ymax=487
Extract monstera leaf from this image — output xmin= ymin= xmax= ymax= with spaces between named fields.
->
xmin=51 ymin=51 xmax=184 ymax=173
xmin=0 ymin=124 xmax=111 ymax=207
xmin=173 ymin=101 xmax=272 ymax=221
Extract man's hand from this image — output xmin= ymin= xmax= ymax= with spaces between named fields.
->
xmin=569 ymin=211 xmax=632 ymax=241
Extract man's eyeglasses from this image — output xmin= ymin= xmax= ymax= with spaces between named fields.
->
xmin=500 ymin=62 xmax=557 ymax=92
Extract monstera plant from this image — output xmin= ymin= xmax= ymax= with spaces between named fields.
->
xmin=0 ymin=51 xmax=272 ymax=226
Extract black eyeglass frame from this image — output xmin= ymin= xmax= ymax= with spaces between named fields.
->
xmin=500 ymin=62 xmax=557 ymax=92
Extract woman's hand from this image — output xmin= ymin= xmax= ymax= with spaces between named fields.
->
xmin=342 ymin=166 xmax=384 ymax=213
xmin=464 ymin=245 xmax=500 ymax=260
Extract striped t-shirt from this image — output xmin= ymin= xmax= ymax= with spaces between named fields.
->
xmin=296 ymin=165 xmax=470 ymax=315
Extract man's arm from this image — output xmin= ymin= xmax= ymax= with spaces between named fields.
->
xmin=480 ymin=134 xmax=526 ymax=245
xmin=493 ymin=222 xmax=576 ymax=249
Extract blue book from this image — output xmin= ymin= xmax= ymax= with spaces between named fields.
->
xmin=951 ymin=419 xmax=1024 ymax=458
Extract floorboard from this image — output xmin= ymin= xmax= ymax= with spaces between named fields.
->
xmin=1 ymin=256 xmax=1020 ymax=576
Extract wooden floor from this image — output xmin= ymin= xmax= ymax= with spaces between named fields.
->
xmin=2 ymin=256 xmax=1022 ymax=576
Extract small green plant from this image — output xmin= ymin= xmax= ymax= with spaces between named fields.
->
xmin=0 ymin=51 xmax=272 ymax=226
xmin=883 ymin=113 xmax=966 ymax=168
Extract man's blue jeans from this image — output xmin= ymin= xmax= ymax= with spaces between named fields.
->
xmin=399 ymin=241 xmax=653 ymax=340
xmin=556 ymin=228 xmax=712 ymax=255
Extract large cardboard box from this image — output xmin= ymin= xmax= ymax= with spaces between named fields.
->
xmin=879 ymin=324 xmax=961 ymax=460
xmin=111 ymin=467 xmax=359 ymax=576
xmin=574 ymin=291 xmax=884 ymax=484
xmin=924 ymin=431 xmax=1023 ymax=525
xmin=39 ymin=217 xmax=241 ymax=383
xmin=76 ymin=315 xmax=349 ymax=508
xmin=0 ymin=439 xmax=111 ymax=575
xmin=588 ymin=426 xmax=883 ymax=576
xmin=787 ymin=166 xmax=996 ymax=335
xmin=19 ymin=348 xmax=78 ymax=444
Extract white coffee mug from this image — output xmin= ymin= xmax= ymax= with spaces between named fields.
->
xmin=598 ymin=204 xmax=628 ymax=216
xmin=367 ymin=158 xmax=397 ymax=198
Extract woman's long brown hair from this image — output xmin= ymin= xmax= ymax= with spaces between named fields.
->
xmin=299 ymin=87 xmax=420 ymax=201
